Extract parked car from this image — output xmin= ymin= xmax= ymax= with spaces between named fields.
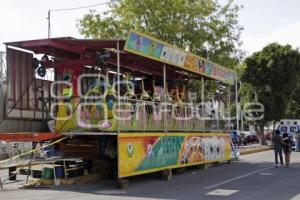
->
xmin=238 ymin=133 xmax=248 ymax=146
xmin=247 ymin=133 xmax=259 ymax=143
xmin=231 ymin=130 xmax=247 ymax=146
xmin=265 ymin=132 xmax=272 ymax=141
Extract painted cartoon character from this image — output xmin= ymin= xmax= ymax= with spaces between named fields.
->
xmin=180 ymin=137 xmax=205 ymax=164
xmin=205 ymin=63 xmax=213 ymax=75
xmin=149 ymin=41 xmax=157 ymax=56
xmin=135 ymin=36 xmax=143 ymax=50
xmin=198 ymin=60 xmax=205 ymax=73
xmin=147 ymin=144 xmax=153 ymax=158
xmin=203 ymin=137 xmax=225 ymax=161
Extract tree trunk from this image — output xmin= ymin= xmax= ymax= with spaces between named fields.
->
xmin=254 ymin=123 xmax=267 ymax=145
xmin=273 ymin=121 xmax=277 ymax=136
xmin=259 ymin=123 xmax=267 ymax=145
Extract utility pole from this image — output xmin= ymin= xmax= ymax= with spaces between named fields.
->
xmin=235 ymin=80 xmax=239 ymax=131
xmin=240 ymin=81 xmax=244 ymax=132
xmin=47 ymin=10 xmax=51 ymax=38
xmin=0 ymin=52 xmax=2 ymax=81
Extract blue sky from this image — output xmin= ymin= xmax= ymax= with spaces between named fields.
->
xmin=0 ymin=0 xmax=300 ymax=55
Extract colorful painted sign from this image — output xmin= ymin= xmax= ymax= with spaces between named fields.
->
xmin=124 ymin=30 xmax=236 ymax=85
xmin=118 ymin=133 xmax=231 ymax=178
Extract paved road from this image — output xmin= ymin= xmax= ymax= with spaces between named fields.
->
xmin=1 ymin=150 xmax=300 ymax=200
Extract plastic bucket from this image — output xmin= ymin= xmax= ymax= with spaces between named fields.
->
xmin=54 ymin=166 xmax=65 ymax=179
xmin=68 ymin=168 xmax=84 ymax=178
xmin=42 ymin=167 xmax=54 ymax=179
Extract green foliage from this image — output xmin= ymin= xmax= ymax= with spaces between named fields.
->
xmin=242 ymin=43 xmax=300 ymax=125
xmin=286 ymin=79 xmax=300 ymax=118
xmin=78 ymin=0 xmax=243 ymax=68
xmin=188 ymin=80 xmax=203 ymax=93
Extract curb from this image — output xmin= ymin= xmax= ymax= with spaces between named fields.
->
xmin=240 ymin=146 xmax=272 ymax=155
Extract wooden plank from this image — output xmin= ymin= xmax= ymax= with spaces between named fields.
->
xmin=0 ymin=132 xmax=63 ymax=142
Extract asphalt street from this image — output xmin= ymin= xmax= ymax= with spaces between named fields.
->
xmin=1 ymin=150 xmax=300 ymax=200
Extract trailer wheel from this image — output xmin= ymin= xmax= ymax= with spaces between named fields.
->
xmin=173 ymin=167 xmax=185 ymax=174
xmin=116 ymin=179 xmax=129 ymax=189
xmin=162 ymin=169 xmax=172 ymax=181
xmin=199 ymin=163 xmax=209 ymax=170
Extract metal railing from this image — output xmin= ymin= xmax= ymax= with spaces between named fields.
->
xmin=55 ymin=97 xmax=230 ymax=133
xmin=116 ymin=99 xmax=227 ymax=132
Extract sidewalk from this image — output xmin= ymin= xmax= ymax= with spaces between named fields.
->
xmin=239 ymin=143 xmax=272 ymax=155
xmin=0 ymin=168 xmax=27 ymax=191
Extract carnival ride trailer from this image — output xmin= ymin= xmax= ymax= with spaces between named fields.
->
xmin=1 ymin=30 xmax=236 ymax=179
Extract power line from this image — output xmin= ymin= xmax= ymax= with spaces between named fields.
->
xmin=50 ymin=1 xmax=113 ymax=12
xmin=47 ymin=1 xmax=114 ymax=38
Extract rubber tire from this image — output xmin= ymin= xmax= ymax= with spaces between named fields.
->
xmin=116 ymin=179 xmax=129 ymax=189
xmin=173 ymin=167 xmax=186 ymax=174
xmin=162 ymin=169 xmax=172 ymax=181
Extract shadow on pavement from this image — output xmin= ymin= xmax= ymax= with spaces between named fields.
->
xmin=2 ymin=150 xmax=300 ymax=200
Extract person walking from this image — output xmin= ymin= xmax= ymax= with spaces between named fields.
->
xmin=296 ymin=133 xmax=300 ymax=152
xmin=272 ymin=130 xmax=283 ymax=167
xmin=282 ymin=132 xmax=292 ymax=168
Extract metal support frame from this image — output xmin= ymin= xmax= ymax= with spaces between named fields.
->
xmin=235 ymin=80 xmax=239 ymax=131
xmin=0 ymin=178 xmax=3 ymax=190
xmin=240 ymin=81 xmax=244 ymax=132
xmin=228 ymin=84 xmax=231 ymax=132
xmin=47 ymin=10 xmax=51 ymax=38
xmin=201 ymin=77 xmax=205 ymax=132
xmin=0 ymin=51 xmax=6 ymax=120
xmin=216 ymin=82 xmax=220 ymax=131
xmin=184 ymin=106 xmax=188 ymax=133
xmin=117 ymin=41 xmax=121 ymax=133
xmin=26 ymin=141 xmax=37 ymax=184
xmin=0 ymin=52 xmax=3 ymax=82
xmin=163 ymin=64 xmax=167 ymax=133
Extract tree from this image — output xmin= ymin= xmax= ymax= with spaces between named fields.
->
xmin=242 ymin=43 xmax=300 ymax=144
xmin=78 ymin=0 xmax=243 ymax=68
xmin=286 ymin=78 xmax=300 ymax=118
